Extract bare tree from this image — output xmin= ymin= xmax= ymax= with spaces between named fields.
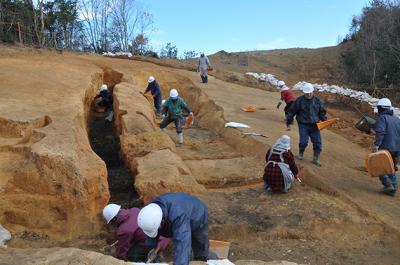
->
xmin=110 ymin=0 xmax=153 ymax=52
xmin=79 ymin=0 xmax=111 ymax=52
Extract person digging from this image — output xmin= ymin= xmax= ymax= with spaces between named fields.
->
xmin=263 ymin=135 xmax=299 ymax=193
xmin=102 ymin=204 xmax=170 ymax=262
xmin=144 ymin=75 xmax=163 ymax=117
xmin=138 ymin=192 xmax=218 ymax=265
xmin=286 ymin=82 xmax=327 ymax=166
xmin=94 ymin=84 xmax=114 ymax=122
xmin=160 ymin=88 xmax=193 ymax=147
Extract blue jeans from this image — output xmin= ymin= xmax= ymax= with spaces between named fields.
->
xmin=298 ymin=122 xmax=322 ymax=153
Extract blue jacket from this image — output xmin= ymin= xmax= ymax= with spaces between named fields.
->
xmin=375 ymin=110 xmax=400 ymax=152
xmin=96 ymin=89 xmax=113 ymax=102
xmin=147 ymin=192 xmax=208 ymax=265
xmin=144 ymin=81 xmax=162 ymax=98
xmin=287 ymin=95 xmax=327 ymax=125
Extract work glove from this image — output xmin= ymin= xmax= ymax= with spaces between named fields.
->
xmin=147 ymin=248 xmax=158 ymax=263
xmin=372 ymin=145 xmax=379 ymax=153
xmin=276 ymin=100 xmax=282 ymax=109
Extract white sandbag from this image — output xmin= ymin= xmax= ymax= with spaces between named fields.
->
xmin=0 ymin=224 xmax=11 ymax=247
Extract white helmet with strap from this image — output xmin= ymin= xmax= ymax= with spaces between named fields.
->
xmin=103 ymin=204 xmax=121 ymax=224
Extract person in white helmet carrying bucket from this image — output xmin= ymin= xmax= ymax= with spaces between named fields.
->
xmin=198 ymin=52 xmax=211 ymax=83
xmin=373 ymin=98 xmax=400 ymax=196
xmin=160 ymin=88 xmax=193 ymax=147
xmin=286 ymin=83 xmax=327 ymax=166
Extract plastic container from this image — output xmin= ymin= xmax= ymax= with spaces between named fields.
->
xmin=209 ymin=240 xmax=230 ymax=259
xmin=317 ymin=118 xmax=338 ymax=130
xmin=365 ymin=150 xmax=395 ymax=177
xmin=355 ymin=116 xmax=376 ymax=133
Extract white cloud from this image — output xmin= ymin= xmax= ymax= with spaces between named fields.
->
xmin=255 ymin=38 xmax=287 ymax=50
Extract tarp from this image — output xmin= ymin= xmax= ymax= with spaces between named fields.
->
xmin=207 ymin=259 xmax=235 ymax=265
xmin=225 ymin=122 xmax=250 ymax=128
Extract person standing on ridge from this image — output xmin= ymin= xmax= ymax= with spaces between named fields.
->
xmin=198 ymin=52 xmax=211 ymax=83
xmin=286 ymin=82 xmax=327 ymax=166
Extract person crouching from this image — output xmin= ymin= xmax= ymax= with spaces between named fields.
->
xmin=263 ymin=135 xmax=299 ymax=193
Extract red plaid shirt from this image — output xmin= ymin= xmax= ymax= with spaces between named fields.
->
xmin=263 ymin=149 xmax=298 ymax=192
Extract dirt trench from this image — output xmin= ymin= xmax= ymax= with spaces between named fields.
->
xmin=87 ymin=68 xmax=143 ymax=210
xmin=88 ymin=106 xmax=142 ymax=209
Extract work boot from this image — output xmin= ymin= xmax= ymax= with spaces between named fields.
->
xmin=312 ymin=152 xmax=321 ymax=166
xmin=204 ymin=75 xmax=208 ymax=83
xmin=380 ymin=175 xmax=396 ymax=196
xmin=296 ymin=152 xmax=304 ymax=160
xmin=201 ymin=75 xmax=206 ymax=83
xmin=176 ymin=133 xmax=184 ymax=147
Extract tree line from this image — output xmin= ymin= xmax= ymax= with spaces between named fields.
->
xmin=0 ymin=0 xmax=154 ymax=54
xmin=341 ymin=0 xmax=400 ymax=90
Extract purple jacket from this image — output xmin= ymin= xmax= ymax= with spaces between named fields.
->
xmin=115 ymin=208 xmax=170 ymax=260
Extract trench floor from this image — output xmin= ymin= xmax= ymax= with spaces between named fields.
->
xmin=88 ymin=109 xmax=142 ymax=208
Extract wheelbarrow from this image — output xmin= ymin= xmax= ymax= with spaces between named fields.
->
xmin=355 ymin=116 xmax=376 ymax=133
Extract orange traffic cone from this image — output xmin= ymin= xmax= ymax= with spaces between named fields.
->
xmin=317 ymin=118 xmax=339 ymax=130
xmin=241 ymin=105 xmax=256 ymax=112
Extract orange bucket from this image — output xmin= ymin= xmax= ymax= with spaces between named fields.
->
xmin=365 ymin=150 xmax=395 ymax=177
xmin=209 ymin=240 xmax=230 ymax=259
xmin=184 ymin=113 xmax=194 ymax=127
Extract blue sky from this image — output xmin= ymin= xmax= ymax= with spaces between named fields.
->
xmin=144 ymin=0 xmax=368 ymax=56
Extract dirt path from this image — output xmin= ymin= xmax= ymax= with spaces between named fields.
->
xmin=175 ymin=70 xmax=400 ymax=233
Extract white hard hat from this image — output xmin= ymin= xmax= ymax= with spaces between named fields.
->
xmin=103 ymin=204 xmax=121 ymax=224
xmin=148 ymin=76 xmax=155 ymax=83
xmin=302 ymin=83 xmax=314 ymax=93
xmin=100 ymin=84 xmax=108 ymax=91
xmin=277 ymin=81 xmax=285 ymax=87
xmin=169 ymin=88 xmax=179 ymax=98
xmin=377 ymin=98 xmax=392 ymax=108
xmin=137 ymin=203 xmax=163 ymax=238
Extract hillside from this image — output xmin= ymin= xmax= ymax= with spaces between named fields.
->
xmin=0 ymin=46 xmax=400 ymax=265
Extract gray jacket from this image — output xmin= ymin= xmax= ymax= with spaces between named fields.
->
xmin=198 ymin=56 xmax=210 ymax=70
